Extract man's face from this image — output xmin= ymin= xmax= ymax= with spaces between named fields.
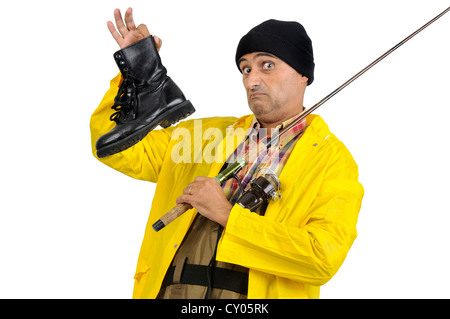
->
xmin=238 ymin=52 xmax=308 ymax=127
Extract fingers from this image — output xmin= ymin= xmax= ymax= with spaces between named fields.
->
xmin=182 ymin=177 xmax=217 ymax=196
xmin=107 ymin=21 xmax=123 ymax=47
xmin=135 ymin=24 xmax=162 ymax=52
xmin=136 ymin=24 xmax=150 ymax=38
xmin=114 ymin=8 xmax=129 ymax=37
xmin=176 ymin=195 xmax=191 ymax=205
xmin=124 ymin=7 xmax=136 ymax=31
xmin=183 ymin=185 xmax=194 ymax=196
xmin=153 ymin=35 xmax=162 ymax=51
xmin=177 ymin=187 xmax=195 ymax=206
xmin=108 ymin=8 xmax=158 ymax=49
xmin=113 ymin=7 xmax=136 ymax=35
xmin=193 ymin=176 xmax=217 ymax=185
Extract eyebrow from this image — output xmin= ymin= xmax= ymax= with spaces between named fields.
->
xmin=238 ymin=53 xmax=277 ymax=66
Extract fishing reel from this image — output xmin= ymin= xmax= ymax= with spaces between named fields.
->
xmin=235 ymin=172 xmax=281 ymax=216
xmin=217 ymin=161 xmax=282 ymax=215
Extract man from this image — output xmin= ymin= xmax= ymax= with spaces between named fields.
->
xmin=90 ymin=7 xmax=364 ymax=299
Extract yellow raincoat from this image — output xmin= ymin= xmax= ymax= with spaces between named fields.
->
xmin=90 ymin=74 xmax=364 ymax=299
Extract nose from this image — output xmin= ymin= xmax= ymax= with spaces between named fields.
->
xmin=244 ymin=69 xmax=262 ymax=90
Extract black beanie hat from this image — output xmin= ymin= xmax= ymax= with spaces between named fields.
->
xmin=235 ymin=19 xmax=315 ymax=85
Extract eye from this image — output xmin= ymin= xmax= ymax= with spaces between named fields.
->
xmin=242 ymin=66 xmax=251 ymax=74
xmin=263 ymin=62 xmax=274 ymax=70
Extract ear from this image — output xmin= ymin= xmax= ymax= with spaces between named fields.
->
xmin=296 ymin=74 xmax=309 ymax=88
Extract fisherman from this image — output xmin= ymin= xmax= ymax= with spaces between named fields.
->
xmin=90 ymin=7 xmax=364 ymax=299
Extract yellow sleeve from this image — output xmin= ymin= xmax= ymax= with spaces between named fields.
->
xmin=216 ymin=161 xmax=364 ymax=286
xmin=89 ymin=74 xmax=174 ymax=183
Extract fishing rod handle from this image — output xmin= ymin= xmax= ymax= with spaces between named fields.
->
xmin=152 ymin=202 xmax=193 ymax=232
xmin=152 ymin=159 xmax=247 ymax=232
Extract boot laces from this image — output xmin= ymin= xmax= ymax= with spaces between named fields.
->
xmin=110 ymin=77 xmax=138 ymax=123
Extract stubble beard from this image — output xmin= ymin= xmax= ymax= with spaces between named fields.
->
xmin=248 ymin=95 xmax=279 ymax=118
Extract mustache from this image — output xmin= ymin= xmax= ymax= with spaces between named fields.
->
xmin=248 ymin=87 xmax=268 ymax=95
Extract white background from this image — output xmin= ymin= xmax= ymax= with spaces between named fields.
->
xmin=0 ymin=0 xmax=449 ymax=298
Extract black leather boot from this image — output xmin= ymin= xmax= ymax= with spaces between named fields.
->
xmin=95 ymin=36 xmax=195 ymax=158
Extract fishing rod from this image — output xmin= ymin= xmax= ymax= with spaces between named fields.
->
xmin=270 ymin=5 xmax=450 ymax=147
xmin=153 ymin=6 xmax=450 ymax=232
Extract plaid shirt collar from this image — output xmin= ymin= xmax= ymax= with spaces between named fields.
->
xmin=222 ymin=111 xmax=308 ymax=205
xmin=247 ymin=111 xmax=307 ymax=148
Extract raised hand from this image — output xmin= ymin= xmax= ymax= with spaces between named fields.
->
xmin=107 ymin=7 xmax=162 ymax=51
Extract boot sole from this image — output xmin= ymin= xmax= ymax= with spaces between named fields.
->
xmin=96 ymin=100 xmax=195 ymax=158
